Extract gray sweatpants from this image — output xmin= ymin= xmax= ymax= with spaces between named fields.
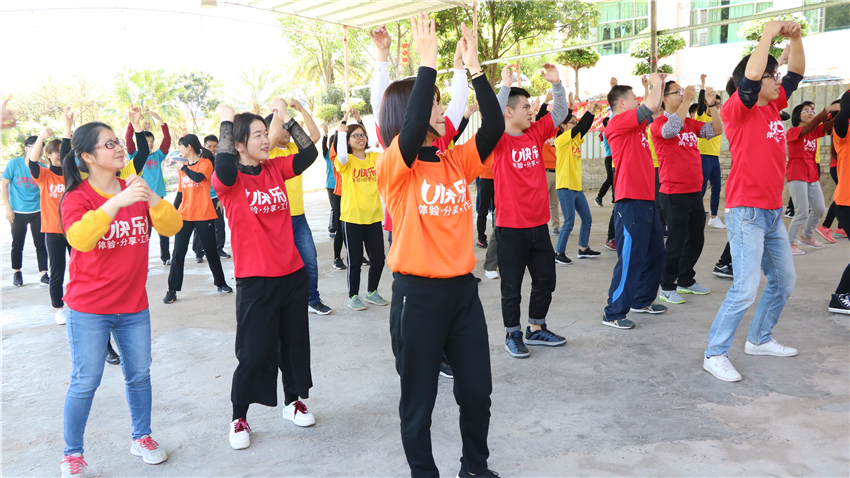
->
xmin=787 ymin=179 xmax=826 ymax=242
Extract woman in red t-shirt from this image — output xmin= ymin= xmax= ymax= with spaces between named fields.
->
xmin=786 ymin=100 xmax=839 ymax=253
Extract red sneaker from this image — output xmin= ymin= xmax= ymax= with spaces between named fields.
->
xmin=816 ymin=225 xmax=836 ymax=243
xmin=605 ymin=238 xmax=616 ymax=251
xmin=835 ymin=228 xmax=847 ymax=238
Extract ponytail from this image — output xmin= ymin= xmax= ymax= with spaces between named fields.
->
xmin=179 ymin=134 xmax=203 ymax=156
xmin=58 ymin=121 xmax=113 ymax=233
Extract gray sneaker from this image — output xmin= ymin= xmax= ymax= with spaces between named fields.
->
xmin=678 ymin=282 xmax=710 ymax=295
xmin=659 ymin=289 xmax=685 ymax=304
xmin=363 ymin=291 xmax=388 ymax=306
xmin=630 ymin=303 xmax=668 ymax=314
xmin=348 ymin=295 xmax=367 ymax=311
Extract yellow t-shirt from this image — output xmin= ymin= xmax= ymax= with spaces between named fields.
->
xmin=646 ymin=126 xmax=659 ymax=168
xmin=815 ymin=137 xmax=821 ymax=165
xmin=269 ymin=143 xmax=304 ymax=216
xmin=695 ymin=112 xmax=722 ymax=156
xmin=336 ymin=151 xmax=382 ymax=225
xmin=554 ymin=132 xmax=585 ymax=191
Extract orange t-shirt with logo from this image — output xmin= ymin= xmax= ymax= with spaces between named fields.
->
xmin=376 ymin=135 xmax=492 ymax=278
xmin=178 ymin=157 xmax=217 ymax=221
xmin=32 ymin=167 xmax=64 ymax=234
xmin=834 ymin=132 xmax=850 ymax=206
xmin=542 ymin=134 xmax=557 ymax=170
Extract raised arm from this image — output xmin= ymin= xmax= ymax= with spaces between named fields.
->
xmin=268 ymin=98 xmax=294 ymax=149
xmin=572 ymin=102 xmax=600 ymax=139
xmin=125 ymin=121 xmax=136 ymax=155
xmin=214 ymin=105 xmax=238 ymax=187
xmin=288 ymin=120 xmax=319 ymax=175
xmin=370 ymin=25 xmax=392 ymax=127
xmin=128 ymin=106 xmax=149 ymax=174
xmin=662 ymin=85 xmax=696 ymax=139
xmin=292 ymin=99 xmax=321 ymax=144
xmin=149 ymin=111 xmax=170 ymax=153
xmin=445 ymin=41 xmax=470 ymax=128
xmin=701 ymin=87 xmax=723 ymax=137
xmin=28 ymin=128 xmax=53 ymax=179
xmin=497 ymin=64 xmax=512 ymax=112
xmin=543 ymin=64 xmax=568 ymax=127
xmin=834 ymin=91 xmax=850 ymax=139
xmin=397 ymin=12 xmax=438 ymax=167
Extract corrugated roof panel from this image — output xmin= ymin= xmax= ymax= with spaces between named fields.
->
xmin=231 ymin=0 xmax=466 ymax=28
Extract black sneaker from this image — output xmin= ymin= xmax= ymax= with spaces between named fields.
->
xmin=476 ymin=239 xmax=488 ymax=249
xmin=555 ymin=253 xmax=572 ymax=265
xmin=829 ymin=293 xmax=850 ymax=315
xmin=363 ymin=259 xmax=371 ymax=266
xmin=475 ymin=276 xmax=482 ymax=284
xmin=594 ymin=196 xmax=603 ymax=207
xmin=504 ymin=331 xmax=530 ymax=358
xmin=439 ymin=360 xmax=453 ymax=379
xmin=40 ymin=273 xmax=50 ymax=285
xmin=218 ymin=250 xmax=231 ymax=259
xmin=195 ymin=255 xmax=204 ymax=263
xmin=106 ymin=341 xmax=120 ymax=365
xmin=713 ymin=263 xmax=733 ymax=278
xmin=525 ymin=324 xmax=567 ymax=346
xmin=578 ymin=248 xmax=601 ymax=259
xmin=163 ymin=290 xmax=177 ymax=304
xmin=308 ymin=300 xmax=332 ymax=315
xmin=458 ymin=468 xmax=499 ymax=478
xmin=218 ymin=284 xmax=233 ymax=293
xmin=12 ymin=271 xmax=22 ymax=287
xmin=162 ymin=259 xmax=171 ymax=266
xmin=333 ymin=258 xmax=347 ymax=270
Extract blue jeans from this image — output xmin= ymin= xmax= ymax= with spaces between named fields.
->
xmin=291 ymin=214 xmax=321 ymax=304
xmin=705 ymin=207 xmax=796 ymax=357
xmin=701 ymin=154 xmax=721 ymax=216
xmin=64 ymin=308 xmax=152 ymax=455
xmin=555 ymin=189 xmax=592 ymax=253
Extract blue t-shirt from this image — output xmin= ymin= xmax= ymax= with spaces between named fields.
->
xmin=2 ymin=157 xmax=41 ymax=213
xmin=131 ymin=149 xmax=167 ymax=198
xmin=209 ymin=182 xmax=217 ymax=199
xmin=602 ymin=132 xmax=612 ymax=157
xmin=324 ymin=152 xmax=335 ymax=189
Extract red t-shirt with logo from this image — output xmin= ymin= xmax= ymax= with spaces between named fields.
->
xmin=212 ymin=155 xmax=304 ymax=278
xmin=786 ymin=124 xmax=824 ymax=183
xmin=607 ymin=109 xmax=655 ymax=201
xmin=721 ymin=86 xmax=789 ymax=209
xmin=490 ymin=114 xmax=556 ymax=228
xmin=61 ymin=180 xmax=154 ymax=314
xmin=32 ymin=167 xmax=64 ymax=233
xmin=651 ymin=114 xmax=706 ymax=195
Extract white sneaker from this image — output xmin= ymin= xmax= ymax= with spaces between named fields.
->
xmin=55 ymin=308 xmax=67 ymax=325
xmin=744 ymin=338 xmax=798 ymax=357
xmin=130 ymin=435 xmax=167 ymax=464
xmin=60 ymin=453 xmax=87 ymax=477
xmin=703 ymin=355 xmax=742 ymax=382
xmin=484 ymin=270 xmax=499 ymax=280
xmin=283 ymin=400 xmax=315 ymax=427
xmin=229 ymin=418 xmax=251 ymax=450
xmin=708 ymin=216 xmax=726 ymax=229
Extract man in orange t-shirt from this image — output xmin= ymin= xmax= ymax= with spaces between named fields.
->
xmin=828 ymin=90 xmax=850 ymax=314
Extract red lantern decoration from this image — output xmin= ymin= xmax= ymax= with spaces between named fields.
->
xmin=401 ymin=42 xmax=409 ymax=48
xmin=402 ymin=49 xmax=409 ymax=56
xmin=402 ymin=57 xmax=409 ymax=63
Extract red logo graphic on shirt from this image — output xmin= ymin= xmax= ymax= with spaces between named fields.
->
xmin=245 ymin=186 xmax=288 ymax=215
xmin=418 ymin=179 xmax=473 ymax=217
xmin=804 ymin=138 xmax=817 ymax=153
xmin=766 ymin=120 xmax=785 ymax=143
xmin=352 ymin=166 xmax=377 ymax=183
xmin=97 ymin=215 xmax=149 ymax=250
xmin=511 ymin=146 xmax=541 ymax=170
xmin=678 ymin=131 xmax=699 ymax=148
xmin=48 ymin=182 xmax=65 ymax=199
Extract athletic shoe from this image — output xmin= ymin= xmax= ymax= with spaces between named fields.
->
xmin=504 ymin=331 xmax=530 ymax=358
xmin=551 ymin=227 xmax=560 ymax=236
xmin=605 ymin=238 xmax=616 ymax=251
xmin=106 ymin=341 xmax=120 ymax=365
xmin=162 ymin=259 xmax=171 ymax=266
xmin=630 ymin=303 xmax=667 ymax=314
xmin=703 ymin=355 xmax=742 ymax=382
xmin=554 ymin=253 xmax=572 ymax=265
xmin=229 ymin=418 xmax=250 ymax=450
xmin=363 ymin=259 xmax=371 ymax=266
xmin=594 ymin=196 xmax=603 ymax=207
xmin=816 ymin=226 xmax=836 ymax=243
xmin=60 ymin=453 xmax=87 ymax=477
xmin=130 ymin=435 xmax=168 ymax=464
xmin=707 ymin=216 xmax=726 ymax=229
xmin=13 ymin=270 xmax=22 ymax=287
xmin=475 ymin=276 xmax=482 ymax=284
xmin=55 ymin=308 xmax=67 ymax=325
xmin=790 ymin=243 xmax=805 ymax=255
xmin=834 ymin=228 xmax=847 ymax=238
xmin=678 ymin=282 xmax=710 ymax=295
xmin=283 ymin=400 xmax=315 ymax=427
xmin=329 ymin=232 xmax=336 ymax=238
xmin=218 ymin=284 xmax=233 ymax=293
xmin=333 ymin=258 xmax=347 ymax=270
xmin=195 ymin=255 xmax=204 ymax=263
xmin=439 ymin=360 xmax=454 ymax=379
xmin=308 ymin=300 xmax=332 ymax=315
xmin=577 ymin=248 xmax=601 ymax=259
xmin=659 ymin=289 xmax=685 ymax=304
xmin=476 ymin=239 xmax=488 ymax=249
xmin=744 ymin=338 xmax=798 ymax=357
xmin=348 ymin=295 xmax=367 ymax=311
xmin=163 ymin=290 xmax=177 ymax=304
xmin=525 ymin=324 xmax=567 ymax=346
xmin=41 ymin=273 xmax=50 ymax=285
xmin=218 ymin=250 xmax=231 ymax=259
xmin=484 ymin=270 xmax=499 ymax=280
xmin=799 ymin=237 xmax=824 ymax=249
xmin=828 ymin=293 xmax=850 ymax=315
xmin=602 ymin=317 xmax=635 ymax=329
xmin=458 ymin=468 xmax=500 ymax=478
xmin=784 ymin=209 xmax=794 ymax=218
xmin=713 ymin=263 xmax=733 ymax=279
xmin=364 ymin=290 xmax=388 ymax=306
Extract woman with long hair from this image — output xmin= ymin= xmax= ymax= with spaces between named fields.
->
xmin=57 ymin=116 xmax=182 ymax=475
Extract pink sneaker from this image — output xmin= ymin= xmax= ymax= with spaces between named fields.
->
xmin=790 ymin=243 xmax=805 ymax=255
xmin=835 ymin=228 xmax=847 ymax=238
xmin=799 ymin=237 xmax=824 ymax=249
xmin=816 ymin=226 xmax=836 ymax=243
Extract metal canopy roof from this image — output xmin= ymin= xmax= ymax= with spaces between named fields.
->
xmin=226 ymin=0 xmax=469 ymax=29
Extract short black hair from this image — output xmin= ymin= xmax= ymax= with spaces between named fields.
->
xmin=726 ymin=53 xmax=779 ymax=96
xmin=24 ymin=136 xmax=38 ymax=147
xmin=143 ymin=131 xmax=155 ymax=140
xmin=689 ymin=103 xmax=699 ymax=115
xmin=607 ymin=85 xmax=634 ymax=111
xmin=506 ymin=87 xmax=531 ymax=110
xmin=791 ymin=101 xmax=816 ymax=127
xmin=204 ymin=134 xmax=218 ymax=144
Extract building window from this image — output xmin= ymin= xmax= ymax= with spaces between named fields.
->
xmin=690 ymin=0 xmax=773 ymax=47
xmin=804 ymin=0 xmax=850 ymax=33
xmin=595 ymin=0 xmax=649 ymax=56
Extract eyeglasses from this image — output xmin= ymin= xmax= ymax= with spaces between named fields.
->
xmin=96 ymin=139 xmax=126 ymax=150
xmin=566 ymin=120 xmax=578 ymax=126
xmin=761 ymin=72 xmax=782 ymax=82
xmin=350 ymin=133 xmax=367 ymax=139
xmin=665 ymin=90 xmax=684 ymax=97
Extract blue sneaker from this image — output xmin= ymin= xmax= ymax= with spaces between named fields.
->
xmin=525 ymin=324 xmax=567 ymax=346
xmin=504 ymin=331 xmax=529 ymax=358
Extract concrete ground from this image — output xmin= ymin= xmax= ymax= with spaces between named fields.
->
xmin=2 ymin=189 xmax=848 ymax=477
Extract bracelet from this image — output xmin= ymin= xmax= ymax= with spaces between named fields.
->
xmin=469 ymin=69 xmax=484 ymax=78
xmin=708 ymin=102 xmax=719 ymax=108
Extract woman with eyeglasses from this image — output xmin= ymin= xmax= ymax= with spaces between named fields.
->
xmin=57 ymin=114 xmax=182 ymax=475
xmin=335 ymin=119 xmax=387 ymax=311
xmin=785 ymin=100 xmax=840 ymax=254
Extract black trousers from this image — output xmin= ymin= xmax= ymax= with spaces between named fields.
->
xmin=327 ymin=188 xmax=336 ymax=233
xmin=659 ymin=191 xmax=705 ymax=290
xmin=496 ymin=224 xmax=556 ymax=331
xmin=389 ymin=273 xmax=491 ymax=477
xmin=836 ymin=206 xmax=850 ymax=294
xmin=718 ymin=242 xmax=732 ymax=266
xmin=655 ymin=168 xmax=666 ymax=228
xmin=169 ymin=219 xmax=227 ymax=291
xmin=342 ymin=221 xmax=384 ymax=297
xmin=476 ymin=178 xmax=495 ymax=244
xmin=10 ymin=211 xmax=47 ymax=271
xmin=823 ymin=167 xmax=846 ymax=230
xmin=333 ymin=194 xmax=346 ymax=259
xmin=192 ymin=198 xmax=226 ymax=256
xmin=45 ymin=232 xmax=71 ymax=308
xmin=231 ymin=269 xmax=311 ymax=407
xmin=598 ymin=156 xmax=614 ymax=200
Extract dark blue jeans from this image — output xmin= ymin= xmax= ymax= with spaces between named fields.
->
xmin=700 ymin=154 xmax=722 ymax=216
xmin=291 ymin=214 xmax=321 ymax=304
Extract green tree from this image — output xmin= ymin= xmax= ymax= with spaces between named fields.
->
xmin=556 ymin=39 xmax=601 ymax=101
xmin=173 ymin=70 xmax=222 ymax=135
xmin=739 ymin=12 xmax=810 ymax=57
xmin=628 ymin=31 xmax=686 ymax=76
xmin=278 ymin=16 xmax=370 ymax=88
xmin=234 ymin=66 xmax=287 ymax=115
xmin=112 ymin=68 xmax=183 ymax=129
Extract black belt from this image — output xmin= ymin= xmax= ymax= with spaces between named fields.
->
xmin=545 ymin=168 xmax=556 ymax=173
